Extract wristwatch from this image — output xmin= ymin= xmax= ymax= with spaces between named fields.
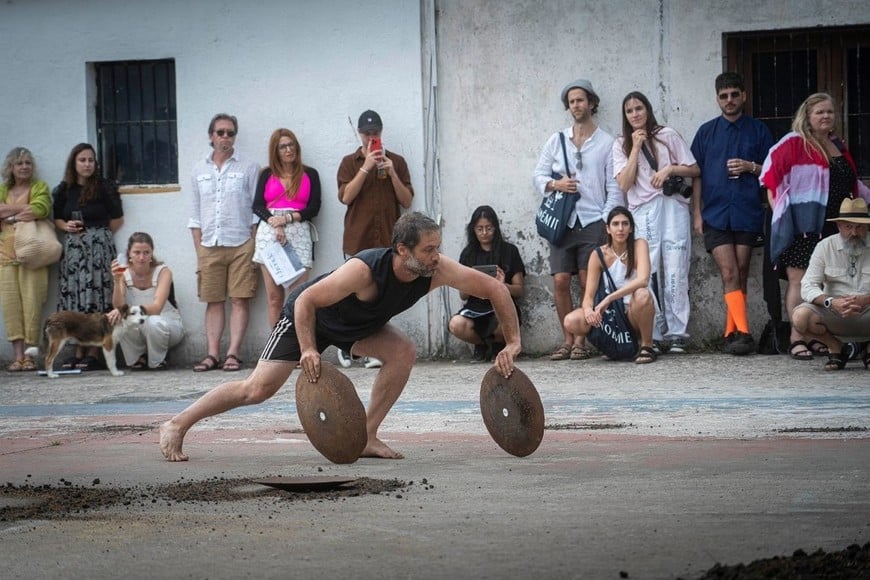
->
xmin=824 ymin=297 xmax=834 ymax=309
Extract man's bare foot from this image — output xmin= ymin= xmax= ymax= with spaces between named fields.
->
xmin=361 ymin=437 xmax=404 ymax=459
xmin=159 ymin=421 xmax=189 ymax=462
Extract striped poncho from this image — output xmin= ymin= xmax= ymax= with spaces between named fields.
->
xmin=759 ymin=132 xmax=870 ymax=266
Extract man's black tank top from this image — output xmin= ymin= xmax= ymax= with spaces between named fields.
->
xmin=282 ymin=248 xmax=432 ymax=343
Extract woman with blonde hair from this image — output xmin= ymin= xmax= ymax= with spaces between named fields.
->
xmin=761 ymin=93 xmax=870 ymax=361
xmin=252 ymin=129 xmax=321 ymax=327
xmin=0 ymin=147 xmax=53 ymax=371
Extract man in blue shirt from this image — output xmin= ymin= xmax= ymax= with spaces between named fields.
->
xmin=691 ymin=72 xmax=774 ymax=355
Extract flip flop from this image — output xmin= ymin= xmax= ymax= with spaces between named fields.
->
xmin=193 ymin=355 xmax=220 ymax=372
xmin=222 ymin=354 xmax=243 ymax=372
xmin=789 ymin=340 xmax=813 ymax=361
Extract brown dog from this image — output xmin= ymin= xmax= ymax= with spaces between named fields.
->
xmin=26 ymin=305 xmax=148 ymax=378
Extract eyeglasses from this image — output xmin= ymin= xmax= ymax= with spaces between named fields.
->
xmin=475 ymin=226 xmax=495 ymax=234
xmin=848 ymin=254 xmax=858 ymax=277
xmin=717 ymin=90 xmax=742 ymax=101
xmin=574 ymin=150 xmax=583 ymax=172
xmin=215 ymin=129 xmax=236 ymax=138
xmin=278 ymin=143 xmax=297 ymax=151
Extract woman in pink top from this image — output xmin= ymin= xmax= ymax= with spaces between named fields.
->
xmin=252 ymin=129 xmax=321 ymax=326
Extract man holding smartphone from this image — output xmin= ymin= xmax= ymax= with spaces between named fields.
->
xmin=336 ymin=110 xmax=415 ymax=368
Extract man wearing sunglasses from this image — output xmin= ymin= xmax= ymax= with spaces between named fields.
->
xmin=690 ymin=73 xmax=774 ymax=356
xmin=188 ymin=113 xmax=261 ymax=373
xmin=533 ymin=78 xmax=623 ymax=361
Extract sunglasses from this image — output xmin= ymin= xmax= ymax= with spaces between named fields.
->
xmin=717 ymin=90 xmax=742 ymax=101
xmin=215 ymin=129 xmax=236 ymax=138
xmin=574 ymin=150 xmax=583 ymax=172
xmin=848 ymin=254 xmax=858 ymax=277
xmin=278 ymin=143 xmax=297 ymax=151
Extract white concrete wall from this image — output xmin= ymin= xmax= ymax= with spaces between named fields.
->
xmin=2 ymin=0 xmax=869 ymax=363
xmin=0 ymin=0 xmax=425 ymax=364
xmin=434 ymin=0 xmax=870 ymax=355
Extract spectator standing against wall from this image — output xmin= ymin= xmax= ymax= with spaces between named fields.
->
xmin=760 ymin=92 xmax=870 ymax=362
xmin=252 ymin=128 xmax=321 ymax=328
xmin=690 ymin=72 xmax=774 ymax=355
xmin=53 ymin=143 xmax=124 ymax=371
xmin=612 ymin=91 xmax=699 ymax=353
xmin=189 ymin=113 xmax=260 ymax=373
xmin=335 ymin=109 xmax=414 ymax=369
xmin=533 ymin=78 xmax=623 ymax=362
xmin=0 ymin=147 xmax=52 ymax=371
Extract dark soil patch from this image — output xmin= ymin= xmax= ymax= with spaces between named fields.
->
xmin=1 ymin=476 xmax=408 ymax=522
xmin=774 ymin=426 xmax=867 ymax=433
xmin=87 ymin=424 xmax=156 ymax=434
xmin=545 ymin=422 xmax=633 ymax=430
xmin=688 ymin=543 xmax=870 ymax=579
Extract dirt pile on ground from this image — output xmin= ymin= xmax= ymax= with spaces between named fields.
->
xmin=690 ymin=543 xmax=870 ymax=579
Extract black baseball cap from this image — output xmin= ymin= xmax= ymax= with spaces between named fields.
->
xmin=358 ymin=110 xmax=383 ymax=132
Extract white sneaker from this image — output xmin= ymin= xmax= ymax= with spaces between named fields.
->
xmin=336 ymin=349 xmax=353 ymax=368
xmin=363 ymin=357 xmax=382 ymax=369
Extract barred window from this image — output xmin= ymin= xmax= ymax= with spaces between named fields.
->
xmin=95 ymin=59 xmax=178 ymax=186
xmin=725 ymin=26 xmax=870 ymax=180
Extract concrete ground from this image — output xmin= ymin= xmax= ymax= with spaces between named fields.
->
xmin=1 ymin=351 xmax=868 ymax=579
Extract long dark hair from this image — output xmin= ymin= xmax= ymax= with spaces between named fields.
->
xmin=620 ymin=92 xmax=663 ymax=160
xmin=605 ymin=206 xmax=637 ymax=277
xmin=465 ymin=205 xmax=506 ymax=260
xmin=62 ymin=143 xmax=100 ymax=204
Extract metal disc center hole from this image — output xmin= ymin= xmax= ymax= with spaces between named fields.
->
xmin=319 ymin=411 xmax=327 ymax=422
xmin=502 ymin=408 xmax=509 ymax=418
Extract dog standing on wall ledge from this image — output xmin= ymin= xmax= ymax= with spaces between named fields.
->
xmin=26 ymin=304 xmax=148 ymax=378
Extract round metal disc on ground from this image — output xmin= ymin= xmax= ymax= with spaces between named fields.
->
xmin=252 ymin=476 xmax=358 ymax=492
xmin=295 ymin=362 xmax=367 ymax=464
xmin=479 ymin=366 xmax=544 ymax=457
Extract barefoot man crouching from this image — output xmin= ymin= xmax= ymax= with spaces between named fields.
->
xmin=160 ymin=212 xmax=521 ymax=461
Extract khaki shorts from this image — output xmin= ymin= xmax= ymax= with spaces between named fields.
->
xmin=197 ymin=239 xmax=258 ymax=302
xmin=793 ymin=303 xmax=870 ymax=342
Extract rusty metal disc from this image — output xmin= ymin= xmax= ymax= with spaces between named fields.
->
xmin=295 ymin=362 xmax=367 ymax=464
xmin=479 ymin=366 xmax=544 ymax=457
xmin=252 ymin=476 xmax=357 ymax=492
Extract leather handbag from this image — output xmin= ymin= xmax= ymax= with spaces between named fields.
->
xmin=535 ymin=132 xmax=576 ymax=245
xmin=13 ymin=219 xmax=63 ymax=269
xmin=587 ymin=248 xmax=638 ymax=360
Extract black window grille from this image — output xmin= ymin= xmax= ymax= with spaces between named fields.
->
xmin=95 ymin=59 xmax=178 ymax=186
xmin=725 ymin=26 xmax=870 ymax=180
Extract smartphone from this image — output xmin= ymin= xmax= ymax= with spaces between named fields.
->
xmin=473 ymin=264 xmax=498 ymax=277
xmin=369 ymin=136 xmax=383 ymax=155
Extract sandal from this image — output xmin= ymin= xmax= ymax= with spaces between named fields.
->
xmin=824 ymin=352 xmax=847 ymax=371
xmin=549 ymin=343 xmax=572 ymax=361
xmin=193 ymin=354 xmax=220 ymax=372
xmin=788 ymin=340 xmax=813 ymax=361
xmin=569 ymin=344 xmax=593 ymax=360
xmin=7 ymin=359 xmax=24 ymax=372
xmin=153 ymin=361 xmax=168 ymax=371
xmin=635 ymin=345 xmax=657 ymax=365
xmin=222 ymin=354 xmax=243 ymax=372
xmin=76 ymin=356 xmax=103 ymax=371
xmin=130 ymin=355 xmax=148 ymax=370
xmin=61 ymin=356 xmax=81 ymax=370
xmin=21 ymin=358 xmax=37 ymax=371
xmin=806 ymin=339 xmax=830 ymax=355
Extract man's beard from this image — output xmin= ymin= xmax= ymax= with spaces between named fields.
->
xmin=844 ymin=236 xmax=866 ymax=253
xmin=404 ymin=255 xmax=435 ymax=277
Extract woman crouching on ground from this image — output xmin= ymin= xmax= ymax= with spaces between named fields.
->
xmin=563 ymin=206 xmax=657 ymax=364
